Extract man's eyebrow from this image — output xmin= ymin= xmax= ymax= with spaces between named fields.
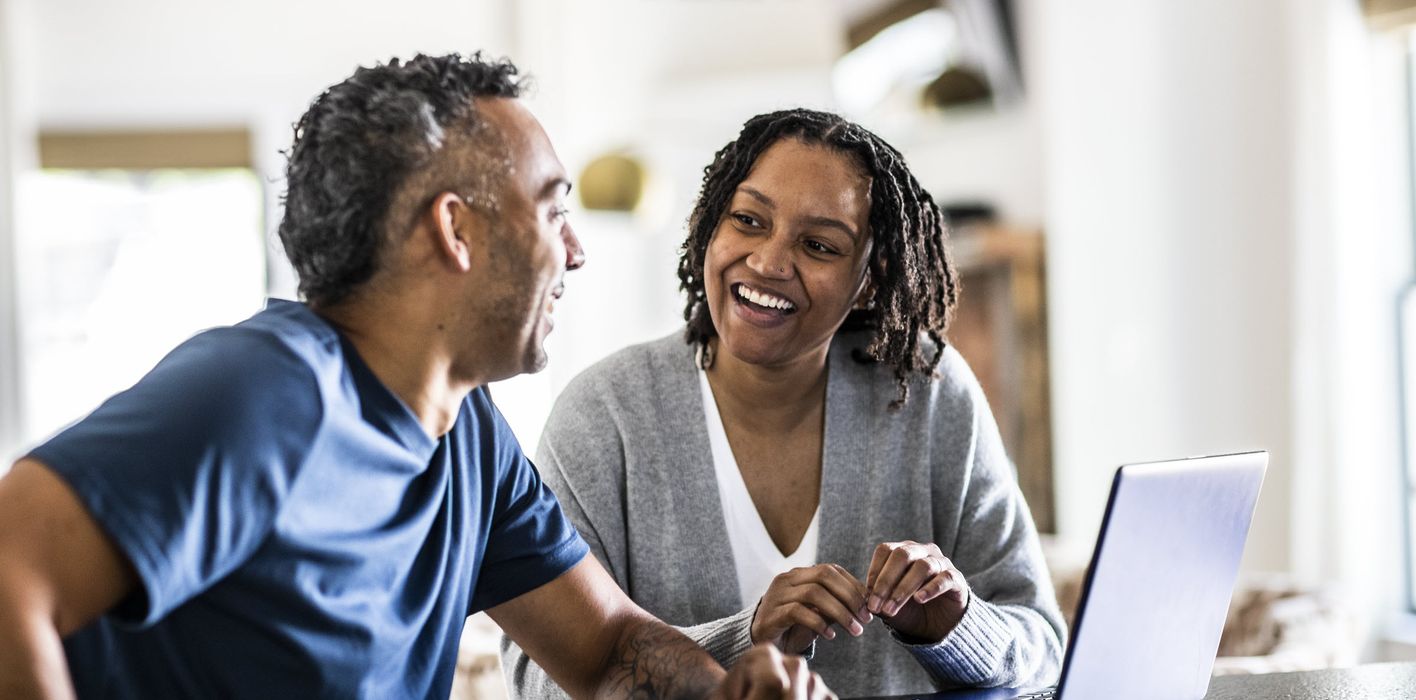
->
xmin=737 ymin=185 xmax=859 ymax=241
xmin=540 ymin=177 xmax=572 ymax=199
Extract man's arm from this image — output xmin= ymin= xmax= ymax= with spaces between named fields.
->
xmin=488 ymin=555 xmax=722 ymax=698
xmin=0 ymin=459 xmax=137 ymax=700
xmin=489 ymin=556 xmax=833 ymax=700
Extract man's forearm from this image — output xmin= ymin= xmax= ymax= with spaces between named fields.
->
xmin=0 ymin=592 xmax=78 ymax=700
xmin=597 ymin=615 xmax=726 ymax=699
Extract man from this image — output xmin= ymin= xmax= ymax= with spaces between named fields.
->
xmin=0 ymin=54 xmax=833 ymax=699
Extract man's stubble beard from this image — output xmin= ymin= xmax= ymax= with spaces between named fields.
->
xmin=482 ymin=238 xmax=548 ymax=379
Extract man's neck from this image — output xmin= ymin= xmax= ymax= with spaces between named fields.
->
xmin=313 ymin=296 xmax=478 ymax=439
xmin=705 ymin=340 xmax=829 ymax=434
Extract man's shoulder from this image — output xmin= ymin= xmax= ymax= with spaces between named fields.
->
xmin=125 ymin=300 xmax=342 ymax=432
xmin=168 ymin=300 xmax=342 ymax=391
xmin=220 ymin=299 xmax=342 ymax=367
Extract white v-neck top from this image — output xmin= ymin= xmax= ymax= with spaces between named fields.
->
xmin=698 ymin=370 xmax=820 ymax=607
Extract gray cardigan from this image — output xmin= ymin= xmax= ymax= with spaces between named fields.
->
xmin=501 ymin=330 xmax=1065 ymax=698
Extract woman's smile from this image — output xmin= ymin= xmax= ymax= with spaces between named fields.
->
xmin=730 ymin=282 xmax=800 ymax=328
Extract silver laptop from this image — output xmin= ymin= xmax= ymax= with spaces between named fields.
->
xmin=910 ymin=451 xmax=1268 ymax=700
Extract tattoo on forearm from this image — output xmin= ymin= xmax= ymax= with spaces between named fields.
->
xmin=599 ymin=619 xmax=720 ymax=700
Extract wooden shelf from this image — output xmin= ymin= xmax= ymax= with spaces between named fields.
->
xmin=948 ymin=224 xmax=1054 ymax=532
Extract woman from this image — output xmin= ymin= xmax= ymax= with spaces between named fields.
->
xmin=502 ymin=109 xmax=1064 ymax=697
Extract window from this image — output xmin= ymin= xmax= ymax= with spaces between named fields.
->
xmin=12 ymin=130 xmax=266 ymax=447
xmin=1403 ymin=278 xmax=1416 ymax=609
xmin=1401 ymin=32 xmax=1416 ymax=611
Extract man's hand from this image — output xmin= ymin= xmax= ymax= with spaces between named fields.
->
xmin=493 ymin=557 xmax=844 ymax=699
xmin=750 ymin=565 xmax=872 ymax=654
xmin=864 ymin=541 xmax=970 ymax=643
xmin=712 ymin=645 xmax=835 ymax=700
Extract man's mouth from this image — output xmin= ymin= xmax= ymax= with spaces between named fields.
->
xmin=732 ymin=282 xmax=797 ymax=315
xmin=543 ymin=284 xmax=565 ymax=325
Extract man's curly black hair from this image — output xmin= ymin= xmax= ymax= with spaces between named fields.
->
xmin=678 ymin=108 xmax=959 ymax=407
xmin=278 ymin=52 xmax=524 ymax=307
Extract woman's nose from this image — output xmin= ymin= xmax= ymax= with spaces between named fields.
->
xmin=745 ymin=238 xmax=791 ymax=279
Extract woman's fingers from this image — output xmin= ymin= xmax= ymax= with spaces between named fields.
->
xmin=791 ymin=584 xmax=864 ymax=637
xmin=797 ymin=564 xmax=870 ymax=628
xmin=865 ymin=541 xmax=963 ymax=616
xmin=763 ymin=565 xmax=870 ymax=638
xmin=866 ymin=542 xmax=915 ymax=614
xmin=912 ymin=568 xmax=966 ymax=605
xmin=864 ymin=542 xmax=894 ymax=591
xmin=769 ymin=602 xmax=834 ymax=639
xmin=820 ymin=564 xmax=872 ymax=623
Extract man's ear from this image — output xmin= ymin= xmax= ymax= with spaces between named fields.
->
xmin=429 ymin=191 xmax=489 ymax=273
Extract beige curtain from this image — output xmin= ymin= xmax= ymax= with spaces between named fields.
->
xmin=1366 ymin=0 xmax=1416 ymax=30
xmin=38 ymin=129 xmax=251 ymax=169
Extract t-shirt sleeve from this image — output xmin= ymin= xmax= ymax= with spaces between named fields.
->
xmin=467 ymin=390 xmax=588 ymax=613
xmin=26 ymin=328 xmax=324 ymax=629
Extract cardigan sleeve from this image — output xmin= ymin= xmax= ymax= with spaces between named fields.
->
xmin=498 ymin=363 xmax=758 ymax=699
xmin=894 ymin=349 xmax=1066 ymax=690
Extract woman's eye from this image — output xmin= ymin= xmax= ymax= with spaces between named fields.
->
xmin=551 ymin=205 xmax=570 ymax=221
xmin=732 ymin=213 xmax=761 ymax=228
xmin=805 ymin=240 xmax=838 ymax=255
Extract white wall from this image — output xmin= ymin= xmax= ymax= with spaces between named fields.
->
xmin=892 ymin=105 xmax=1045 ymax=226
xmin=0 ymin=0 xmax=37 ymax=462
xmin=1039 ymin=0 xmax=1297 ymax=571
xmin=1039 ymin=1 xmax=1413 ymax=660
xmin=0 ymin=1 xmax=17 ymax=461
xmin=31 ymin=0 xmax=514 ymax=128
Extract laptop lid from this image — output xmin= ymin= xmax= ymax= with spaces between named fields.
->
xmin=1057 ymin=451 xmax=1267 ymax=699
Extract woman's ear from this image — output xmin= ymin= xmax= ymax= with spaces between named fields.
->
xmin=853 ymin=268 xmax=876 ymax=310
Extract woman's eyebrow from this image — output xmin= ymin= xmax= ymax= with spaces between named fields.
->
xmin=737 ymin=185 xmax=859 ymax=240
xmin=802 ymin=215 xmax=859 ymax=241
xmin=738 ymin=185 xmax=775 ymax=208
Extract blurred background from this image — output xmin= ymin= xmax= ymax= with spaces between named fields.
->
xmin=2 ymin=0 xmax=1415 ymax=693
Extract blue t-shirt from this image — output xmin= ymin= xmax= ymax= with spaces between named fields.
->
xmin=29 ymin=299 xmax=588 ymax=699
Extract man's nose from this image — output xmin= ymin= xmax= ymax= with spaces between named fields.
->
xmin=563 ymin=223 xmax=586 ymax=271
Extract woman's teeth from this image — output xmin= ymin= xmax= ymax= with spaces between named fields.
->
xmin=736 ymin=284 xmax=795 ymax=311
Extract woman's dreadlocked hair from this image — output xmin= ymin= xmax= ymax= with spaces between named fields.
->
xmin=677 ymin=108 xmax=959 ymax=408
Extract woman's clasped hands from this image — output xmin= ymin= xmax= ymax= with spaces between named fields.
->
xmin=749 ymin=541 xmax=971 ymax=654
